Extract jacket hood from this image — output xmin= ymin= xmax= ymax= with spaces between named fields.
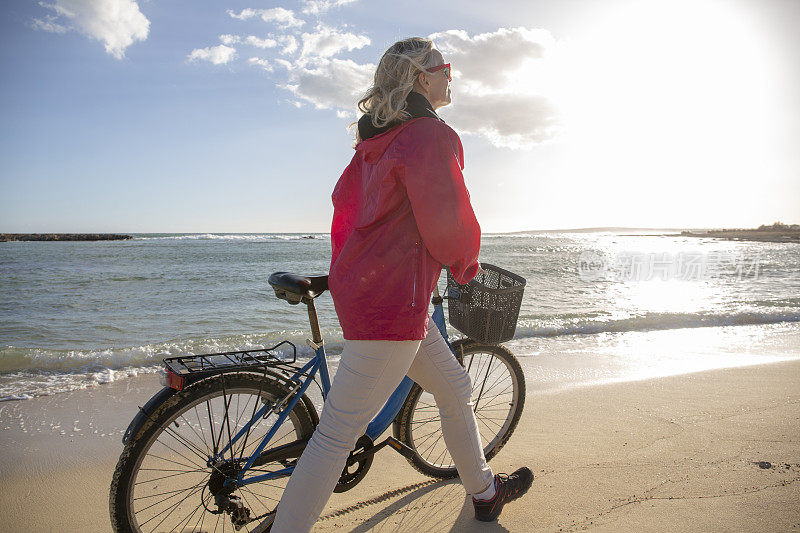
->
xmin=355 ymin=117 xmax=427 ymax=164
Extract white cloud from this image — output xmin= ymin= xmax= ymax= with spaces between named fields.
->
xmin=188 ymin=44 xmax=237 ymax=65
xmin=33 ymin=0 xmax=149 ymax=59
xmin=248 ymin=57 xmax=273 ymax=72
xmin=219 ymin=34 xmax=241 ymax=45
xmin=431 ymin=28 xmax=552 ymax=90
xmin=30 ymin=15 xmax=68 ymax=34
xmin=227 ymin=8 xmax=304 ymax=29
xmin=246 ymin=36 xmax=278 ymax=49
xmin=281 ymin=57 xmax=374 ymax=111
xmin=440 ymin=93 xmax=561 ymax=149
xmin=430 ymin=27 xmax=562 ymax=148
xmin=300 ymin=25 xmax=370 ymax=58
xmin=196 ymin=17 xmax=560 ymax=148
xmin=301 ymin=0 xmax=358 ymax=15
xmin=279 ymin=35 xmax=298 ymax=55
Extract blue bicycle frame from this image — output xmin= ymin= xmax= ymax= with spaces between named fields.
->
xmin=222 ymin=284 xmax=452 ymax=489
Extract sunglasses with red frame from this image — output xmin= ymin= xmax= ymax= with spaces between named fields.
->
xmin=426 ymin=63 xmax=451 ymax=81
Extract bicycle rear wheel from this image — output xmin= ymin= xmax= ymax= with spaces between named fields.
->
xmin=396 ymin=340 xmax=525 ymax=478
xmin=109 ymin=373 xmax=316 ymax=533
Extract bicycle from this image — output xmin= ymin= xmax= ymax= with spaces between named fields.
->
xmin=109 ymin=264 xmax=527 ymax=532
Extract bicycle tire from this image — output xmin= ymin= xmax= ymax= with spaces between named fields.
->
xmin=109 ymin=373 xmax=316 ymax=533
xmin=395 ymin=339 xmax=525 ymax=479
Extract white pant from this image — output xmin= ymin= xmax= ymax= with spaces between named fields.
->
xmin=272 ymin=318 xmax=494 ymax=532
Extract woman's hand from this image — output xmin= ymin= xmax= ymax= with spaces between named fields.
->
xmin=477 ymin=263 xmax=487 ymax=276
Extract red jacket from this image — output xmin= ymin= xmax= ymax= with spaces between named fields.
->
xmin=329 ymin=117 xmax=481 ymax=340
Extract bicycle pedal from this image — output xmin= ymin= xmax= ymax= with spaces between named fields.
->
xmin=386 ymin=436 xmax=415 ymax=459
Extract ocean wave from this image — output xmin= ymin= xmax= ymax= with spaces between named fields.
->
xmin=0 ymin=366 xmax=160 ymax=402
xmin=0 ymin=331 xmax=345 ymax=400
xmin=3 ymin=309 xmax=799 ymax=401
xmin=135 ymin=234 xmax=327 ymax=242
xmin=515 ymin=309 xmax=800 ymax=338
xmin=0 ymin=331 xmax=336 ymax=374
xmin=3 ymin=310 xmax=798 ymax=375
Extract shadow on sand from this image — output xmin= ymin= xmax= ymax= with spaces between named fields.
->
xmin=319 ymin=479 xmax=511 ymax=532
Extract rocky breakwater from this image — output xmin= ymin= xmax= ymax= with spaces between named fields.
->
xmin=0 ymin=233 xmax=133 ymax=242
xmin=678 ymin=223 xmax=800 ymax=243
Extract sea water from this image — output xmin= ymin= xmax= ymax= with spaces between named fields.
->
xmin=1 ymin=231 xmax=799 ymax=400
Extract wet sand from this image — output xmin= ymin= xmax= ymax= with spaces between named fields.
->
xmin=1 ymin=359 xmax=798 ymax=532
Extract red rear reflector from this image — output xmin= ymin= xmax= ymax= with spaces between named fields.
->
xmin=161 ymin=368 xmax=184 ymax=390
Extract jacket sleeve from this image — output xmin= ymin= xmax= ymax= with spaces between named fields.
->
xmin=400 ymin=121 xmax=481 ymax=284
xmin=330 ymin=153 xmax=362 ymax=265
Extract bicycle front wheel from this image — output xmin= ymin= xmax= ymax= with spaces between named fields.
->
xmin=109 ymin=373 xmax=316 ymax=533
xmin=395 ymin=340 xmax=526 ymax=478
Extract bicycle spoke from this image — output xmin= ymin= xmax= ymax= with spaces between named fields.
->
xmin=207 ymin=398 xmax=218 ymax=457
xmin=142 ymin=478 xmax=206 ymax=531
xmin=432 ymin=444 xmax=450 ymax=466
xmin=158 ymin=423 xmax=212 ymax=465
xmin=240 ymin=422 xmax=293 ymax=457
xmin=151 ymin=434 xmax=206 ymax=471
xmin=231 ymin=393 xmax=256 ymax=459
xmin=138 ymin=466 xmax=202 ymax=473
xmin=194 ymin=405 xmax=210 ymax=455
xmin=411 ymin=425 xmax=444 ymax=446
xmin=213 ymin=381 xmax=230 ymax=460
xmin=142 ymin=452 xmax=199 ymax=472
xmin=420 ymin=433 xmax=447 ymax=460
xmin=168 ymin=491 xmax=207 ymax=533
xmin=477 ymin=415 xmax=503 ymax=434
xmin=477 ymin=394 xmax=514 ymax=411
xmin=237 ymin=397 xmax=276 ymax=460
xmin=410 ymin=414 xmax=441 ymax=425
xmin=134 ymin=467 xmax=207 ymax=486
xmin=134 ymin=477 xmax=206 ymax=503
xmin=178 ymin=411 xmax=211 ymax=456
xmin=415 ymin=428 xmax=447 ymax=458
xmin=473 ymin=355 xmax=496 ymax=411
xmin=195 ymin=496 xmax=208 ymax=533
xmin=221 ymin=380 xmax=236 ymax=463
xmin=476 ymin=373 xmax=512 ymax=399
xmin=239 ymin=485 xmax=275 ymax=513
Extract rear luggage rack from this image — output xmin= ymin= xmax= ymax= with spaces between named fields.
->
xmin=162 ymin=341 xmax=298 ymax=385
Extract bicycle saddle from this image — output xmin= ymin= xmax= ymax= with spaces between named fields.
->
xmin=268 ymin=272 xmax=328 ymax=304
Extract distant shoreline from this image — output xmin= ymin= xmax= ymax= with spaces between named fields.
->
xmin=614 ymin=230 xmax=800 ymax=243
xmin=0 ymin=233 xmax=132 ymax=242
xmin=511 ymin=225 xmax=800 ymax=243
xmin=674 ymin=229 xmax=800 ymax=243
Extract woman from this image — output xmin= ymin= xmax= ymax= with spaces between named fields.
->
xmin=271 ymin=37 xmax=533 ymax=532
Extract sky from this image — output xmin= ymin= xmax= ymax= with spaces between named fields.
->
xmin=1 ymin=0 xmax=798 ymax=233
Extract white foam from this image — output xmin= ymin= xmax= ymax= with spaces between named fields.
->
xmin=515 ymin=309 xmax=800 ymax=338
xmin=0 ymin=332 xmax=341 ymax=401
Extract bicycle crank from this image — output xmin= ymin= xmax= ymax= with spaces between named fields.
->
xmin=334 ymin=435 xmax=374 ymax=493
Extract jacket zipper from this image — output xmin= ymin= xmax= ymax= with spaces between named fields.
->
xmin=411 ymin=243 xmax=419 ymax=308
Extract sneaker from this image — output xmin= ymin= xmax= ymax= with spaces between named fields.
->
xmin=472 ymin=467 xmax=534 ymax=522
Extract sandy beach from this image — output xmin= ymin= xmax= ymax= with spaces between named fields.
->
xmin=0 ymin=356 xmax=797 ymax=532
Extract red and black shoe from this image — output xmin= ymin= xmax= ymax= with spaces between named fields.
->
xmin=472 ymin=467 xmax=534 ymax=522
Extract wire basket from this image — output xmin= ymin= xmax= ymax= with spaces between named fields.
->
xmin=446 ymin=263 xmax=526 ymax=344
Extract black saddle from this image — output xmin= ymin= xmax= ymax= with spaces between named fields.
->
xmin=268 ymin=272 xmax=328 ymax=305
